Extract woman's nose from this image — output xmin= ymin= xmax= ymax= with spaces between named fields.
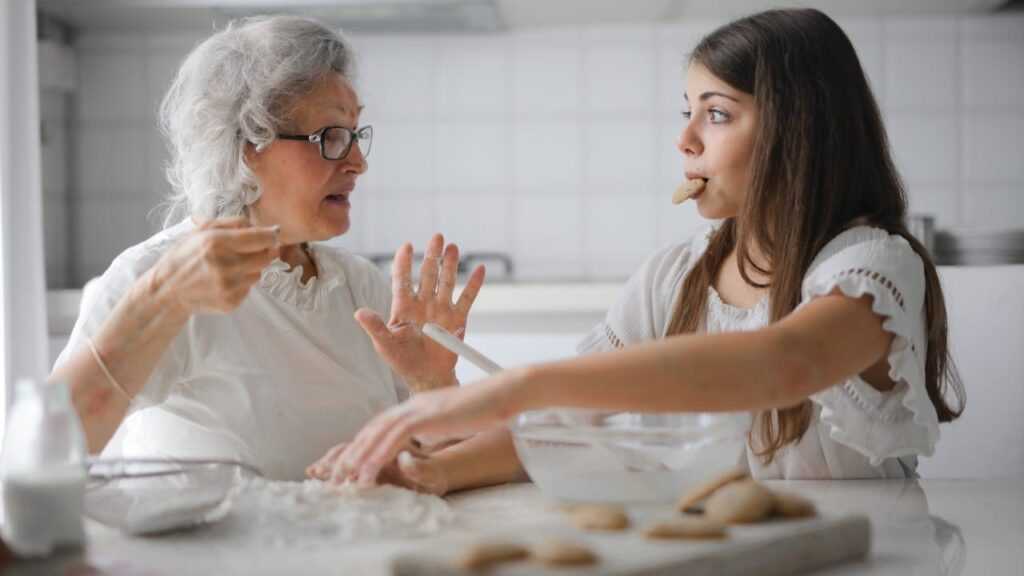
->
xmin=678 ymin=123 xmax=702 ymax=158
xmin=343 ymin=144 xmax=368 ymax=175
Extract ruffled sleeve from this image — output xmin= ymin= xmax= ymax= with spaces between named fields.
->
xmin=577 ymin=226 xmax=713 ymax=354
xmin=54 ymin=222 xmax=193 ymax=409
xmin=800 ymin=226 xmax=939 ymax=466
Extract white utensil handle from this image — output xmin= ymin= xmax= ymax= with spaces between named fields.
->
xmin=422 ymin=323 xmax=503 ymax=375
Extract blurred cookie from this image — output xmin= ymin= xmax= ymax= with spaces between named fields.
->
xmin=676 ymin=468 xmax=750 ymax=513
xmin=704 ymin=480 xmax=775 ymax=524
xmin=643 ymin=517 xmax=728 ymax=540
xmin=772 ymin=490 xmax=817 ymax=519
xmin=531 ymin=539 xmax=598 ymax=567
xmin=457 ymin=541 xmax=529 ymax=571
xmin=566 ymin=503 xmax=630 ymax=531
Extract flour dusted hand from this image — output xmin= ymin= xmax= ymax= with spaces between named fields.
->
xmin=307 ymin=439 xmax=449 ymax=496
xmin=149 ymin=217 xmax=280 ymax=315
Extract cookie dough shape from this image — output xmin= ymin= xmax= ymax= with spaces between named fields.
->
xmin=677 ymin=468 xmax=750 ymax=513
xmin=704 ymin=480 xmax=776 ymax=525
xmin=643 ymin=517 xmax=728 ymax=540
xmin=531 ymin=539 xmax=598 ymax=567
xmin=565 ymin=503 xmax=630 ymax=532
xmin=772 ymin=490 xmax=818 ymax=519
xmin=457 ymin=541 xmax=530 ymax=571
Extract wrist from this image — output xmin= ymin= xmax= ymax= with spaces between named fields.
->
xmin=408 ymin=370 xmax=458 ymax=393
xmin=496 ymin=365 xmax=545 ymax=419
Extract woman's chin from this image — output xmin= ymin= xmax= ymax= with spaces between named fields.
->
xmin=311 ymin=217 xmax=350 ymax=241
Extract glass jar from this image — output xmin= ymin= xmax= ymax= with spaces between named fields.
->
xmin=1 ymin=379 xmax=87 ymax=557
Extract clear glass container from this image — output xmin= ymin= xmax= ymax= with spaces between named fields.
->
xmin=1 ymin=379 xmax=87 ymax=556
xmin=510 ymin=409 xmax=751 ymax=503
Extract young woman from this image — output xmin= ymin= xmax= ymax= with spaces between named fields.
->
xmin=309 ymin=8 xmax=965 ymax=490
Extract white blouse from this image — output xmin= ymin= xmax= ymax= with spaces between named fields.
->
xmin=578 ymin=224 xmax=937 ymax=479
xmin=54 ymin=219 xmax=408 ymax=480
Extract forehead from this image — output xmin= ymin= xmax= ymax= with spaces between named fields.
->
xmin=290 ymin=73 xmax=363 ymax=123
xmin=685 ymin=63 xmax=731 ymax=94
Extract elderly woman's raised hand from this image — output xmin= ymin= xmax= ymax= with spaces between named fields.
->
xmin=354 ymin=233 xmax=485 ymax=392
xmin=150 ymin=217 xmax=280 ymax=315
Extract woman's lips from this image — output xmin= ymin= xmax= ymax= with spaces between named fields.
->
xmin=323 ymin=193 xmax=350 ymax=207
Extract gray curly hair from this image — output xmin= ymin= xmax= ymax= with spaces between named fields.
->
xmin=159 ymin=15 xmax=354 ymax=224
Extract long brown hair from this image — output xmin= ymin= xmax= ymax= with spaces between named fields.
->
xmin=666 ymin=9 xmax=965 ymax=463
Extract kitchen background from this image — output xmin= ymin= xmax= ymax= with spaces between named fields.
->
xmin=28 ymin=0 xmax=1024 ymax=478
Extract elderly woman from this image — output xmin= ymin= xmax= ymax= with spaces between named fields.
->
xmin=50 ymin=15 xmax=484 ymax=480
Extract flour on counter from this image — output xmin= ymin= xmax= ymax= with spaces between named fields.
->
xmin=227 ymin=478 xmax=456 ymax=547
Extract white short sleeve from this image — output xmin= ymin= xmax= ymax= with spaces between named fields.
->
xmin=54 ymin=224 xmax=192 ymax=408
xmin=800 ymin=226 xmax=939 ymax=465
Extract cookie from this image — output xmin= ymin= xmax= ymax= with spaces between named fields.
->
xmin=457 ymin=541 xmax=530 ymax=571
xmin=772 ymin=490 xmax=817 ymax=519
xmin=565 ymin=503 xmax=630 ymax=531
xmin=530 ymin=539 xmax=598 ymax=567
xmin=676 ymin=468 xmax=750 ymax=513
xmin=672 ymin=177 xmax=707 ymax=204
xmin=643 ymin=517 xmax=728 ymax=540
xmin=704 ymin=480 xmax=775 ymax=524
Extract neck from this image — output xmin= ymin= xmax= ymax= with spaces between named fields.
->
xmin=279 ymin=242 xmax=318 ymax=282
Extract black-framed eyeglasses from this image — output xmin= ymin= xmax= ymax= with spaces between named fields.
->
xmin=278 ymin=125 xmax=373 ymax=161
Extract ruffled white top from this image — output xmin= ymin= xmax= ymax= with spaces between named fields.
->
xmin=54 ymin=219 xmax=408 ymax=480
xmin=578 ymin=224 xmax=936 ymax=479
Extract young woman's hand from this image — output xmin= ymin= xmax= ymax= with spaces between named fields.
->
xmin=149 ymin=217 xmax=280 ymax=316
xmin=306 ymin=440 xmax=449 ymax=496
xmin=318 ymin=372 xmax=526 ymax=486
xmin=355 ymin=233 xmax=485 ymax=392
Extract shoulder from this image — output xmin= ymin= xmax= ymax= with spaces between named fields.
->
xmin=640 ymin=224 xmax=716 ymax=287
xmin=94 ymin=219 xmax=195 ymax=294
xmin=803 ymin=225 xmax=926 ymax=312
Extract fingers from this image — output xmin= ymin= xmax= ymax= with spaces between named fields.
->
xmin=437 ymin=243 xmax=459 ymax=303
xmin=335 ymin=404 xmax=419 ymax=486
xmin=214 ymin=225 xmax=281 ymax=254
xmin=231 ymin=246 xmax=279 ymax=273
xmin=307 ymin=442 xmax=348 ymax=479
xmin=354 ymin=308 xmax=393 ymax=348
xmin=455 ymin=264 xmax=486 ymax=316
xmin=417 ymin=234 xmax=444 ymax=299
xmin=397 ymin=451 xmax=447 ymax=496
xmin=391 ymin=243 xmax=414 ymax=298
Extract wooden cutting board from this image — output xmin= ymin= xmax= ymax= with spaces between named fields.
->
xmin=392 ymin=514 xmax=870 ymax=576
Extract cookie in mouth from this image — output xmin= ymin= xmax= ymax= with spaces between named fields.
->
xmin=672 ymin=177 xmax=707 ymax=204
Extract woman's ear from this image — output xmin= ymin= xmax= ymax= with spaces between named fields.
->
xmin=243 ymin=141 xmax=260 ymax=171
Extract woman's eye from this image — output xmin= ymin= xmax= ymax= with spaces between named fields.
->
xmin=681 ymin=110 xmax=692 ymax=120
xmin=709 ymin=109 xmax=730 ymax=123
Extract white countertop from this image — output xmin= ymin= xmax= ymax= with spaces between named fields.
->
xmin=8 ymin=478 xmax=1020 ymax=575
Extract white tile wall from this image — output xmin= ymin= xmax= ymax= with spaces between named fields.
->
xmin=57 ymin=12 xmax=1024 ymax=286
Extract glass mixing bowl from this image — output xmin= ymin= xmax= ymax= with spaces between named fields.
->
xmin=510 ymin=409 xmax=751 ymax=503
